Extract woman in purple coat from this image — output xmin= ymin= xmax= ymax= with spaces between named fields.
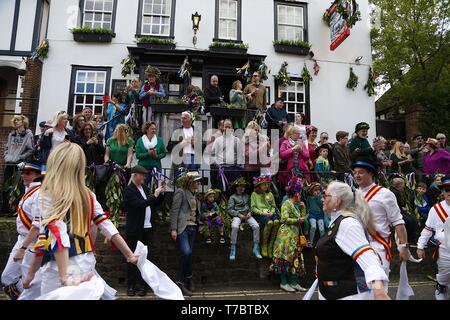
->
xmin=423 ymin=138 xmax=450 ymax=175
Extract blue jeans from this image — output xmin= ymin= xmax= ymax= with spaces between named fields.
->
xmin=176 ymin=226 xmax=196 ymax=284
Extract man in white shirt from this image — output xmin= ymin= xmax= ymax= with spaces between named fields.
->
xmin=417 ymin=175 xmax=450 ymax=300
xmin=123 ymin=165 xmax=165 ymax=297
xmin=351 ymin=157 xmax=411 ymax=288
xmin=211 ymin=119 xmax=244 ymax=192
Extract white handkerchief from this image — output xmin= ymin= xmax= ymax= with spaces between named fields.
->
xmin=135 ymin=241 xmax=184 ymax=300
xmin=396 ymin=262 xmax=414 ymax=300
xmin=303 ymin=279 xmax=318 ymax=300
xmin=36 ymin=276 xmax=104 ymax=300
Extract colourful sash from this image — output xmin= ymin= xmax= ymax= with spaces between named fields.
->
xmin=364 ymin=184 xmax=392 ymax=261
xmin=17 ymin=185 xmax=40 ymax=230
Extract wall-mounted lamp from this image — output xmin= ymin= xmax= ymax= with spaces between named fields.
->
xmin=191 ymin=12 xmax=201 ymax=47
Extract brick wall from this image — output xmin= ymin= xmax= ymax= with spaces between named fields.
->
xmin=404 ymin=104 xmax=425 ymax=143
xmin=0 ymin=217 xmax=438 ymax=290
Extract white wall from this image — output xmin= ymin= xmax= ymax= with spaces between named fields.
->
xmin=0 ymin=0 xmax=16 ymax=50
xmin=14 ymin=0 xmax=38 ymax=51
xmin=37 ymin=0 xmax=376 ymax=141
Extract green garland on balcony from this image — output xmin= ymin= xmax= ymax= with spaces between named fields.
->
xmin=364 ymin=67 xmax=376 ymax=97
xmin=274 ymin=61 xmax=291 ymax=87
xmin=71 ymin=26 xmax=114 ymax=34
xmin=210 ymin=41 xmax=248 ymax=49
xmin=120 ymin=55 xmax=137 ymax=77
xmin=346 ymin=67 xmax=359 ymax=91
xmin=273 ymin=39 xmax=311 ymax=50
xmin=136 ymin=36 xmax=175 ymax=45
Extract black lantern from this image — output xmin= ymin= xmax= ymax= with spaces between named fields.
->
xmin=191 ymin=12 xmax=201 ymax=46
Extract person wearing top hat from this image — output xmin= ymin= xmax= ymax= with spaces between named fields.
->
xmin=417 ymin=175 xmax=450 ymax=300
xmin=139 ymin=65 xmax=166 ymax=123
xmin=349 ymin=122 xmax=374 ymax=161
xmin=123 ymin=165 xmax=165 ymax=297
xmin=315 ymin=143 xmax=331 ymax=183
xmin=200 ymin=189 xmax=225 ymax=244
xmin=169 ymin=171 xmax=202 ymax=296
xmin=423 ymin=138 xmax=450 ymax=175
xmin=227 ymin=177 xmax=262 ymax=261
xmin=1 ymin=160 xmax=43 ymax=300
xmin=351 ymin=156 xmax=411 ymax=291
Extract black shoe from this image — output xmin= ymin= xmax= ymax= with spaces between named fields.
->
xmin=137 ymin=287 xmax=147 ymax=297
xmin=186 ymin=276 xmax=195 ymax=292
xmin=127 ymin=286 xmax=136 ymax=297
xmin=177 ymin=282 xmax=193 ymax=297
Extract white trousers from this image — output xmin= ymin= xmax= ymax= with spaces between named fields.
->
xmin=436 ymin=247 xmax=450 ymax=300
xmin=143 ymin=106 xmax=152 ymax=123
xmin=1 ymin=235 xmax=36 ymax=292
xmin=370 ymin=241 xmax=390 ymax=292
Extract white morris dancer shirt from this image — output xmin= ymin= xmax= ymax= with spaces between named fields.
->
xmin=360 ymin=183 xmax=404 ymax=241
xmin=417 ymin=200 xmax=450 ymax=251
xmin=16 ymin=182 xmax=41 ymax=236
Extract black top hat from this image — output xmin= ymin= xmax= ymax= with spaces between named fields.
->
xmin=351 ymin=156 xmax=378 ymax=175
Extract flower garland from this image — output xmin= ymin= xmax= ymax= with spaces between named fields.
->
xmin=274 ymin=61 xmax=291 ymax=87
xmin=323 ymin=0 xmax=361 ymax=29
xmin=31 ymin=39 xmax=49 ymax=60
xmin=178 ymin=56 xmax=191 ymax=79
xmin=346 ymin=67 xmax=358 ymax=91
xmin=120 ymin=55 xmax=136 ymax=77
xmin=364 ymin=67 xmax=376 ymax=97
xmin=313 ymin=60 xmax=320 ymax=76
xmin=301 ymin=63 xmax=312 ymax=83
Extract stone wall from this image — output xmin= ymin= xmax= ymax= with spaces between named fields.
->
xmin=0 ymin=217 xmax=437 ymax=289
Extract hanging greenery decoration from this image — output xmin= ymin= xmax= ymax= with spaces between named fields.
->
xmin=258 ymin=62 xmax=270 ymax=81
xmin=85 ymin=166 xmax=96 ymax=192
xmin=236 ymin=59 xmax=251 ymax=83
xmin=313 ymin=60 xmax=320 ymax=76
xmin=31 ymin=39 xmax=49 ymax=60
xmin=346 ymin=67 xmax=359 ymax=91
xmin=323 ymin=0 xmax=361 ymax=29
xmin=274 ymin=61 xmax=291 ymax=87
xmin=105 ymin=166 xmax=126 ymax=227
xmin=364 ymin=67 xmax=376 ymax=97
xmin=178 ymin=56 xmax=191 ymax=80
xmin=120 ymin=55 xmax=136 ymax=77
xmin=2 ymin=170 xmax=23 ymax=211
xmin=301 ymin=63 xmax=312 ymax=83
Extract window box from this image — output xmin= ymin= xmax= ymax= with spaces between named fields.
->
xmin=273 ymin=43 xmax=310 ymax=56
xmin=71 ymin=27 xmax=114 ymax=43
xmin=152 ymin=103 xmax=190 ymax=113
xmin=210 ymin=106 xmax=246 ymax=117
xmin=136 ymin=36 xmax=176 ymax=50
xmin=136 ymin=43 xmax=176 ymax=50
xmin=209 ymin=41 xmax=248 ymax=54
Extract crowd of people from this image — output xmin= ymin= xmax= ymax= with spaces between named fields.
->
xmin=1 ymin=66 xmax=450 ymax=300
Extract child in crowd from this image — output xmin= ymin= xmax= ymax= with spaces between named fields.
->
xmin=306 ymin=182 xmax=325 ymax=246
xmin=315 ymin=144 xmax=331 ymax=183
xmin=415 ymin=182 xmax=431 ymax=227
xmin=201 ymin=189 xmax=225 ymax=244
xmin=251 ymin=175 xmax=280 ymax=258
xmin=227 ymin=178 xmax=262 ymax=260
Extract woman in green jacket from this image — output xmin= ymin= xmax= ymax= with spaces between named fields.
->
xmin=135 ymin=121 xmax=167 ymax=188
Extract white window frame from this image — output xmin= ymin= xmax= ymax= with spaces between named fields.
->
xmin=83 ymin=0 xmax=114 ymax=29
xmin=277 ymin=4 xmax=304 ymax=41
xmin=73 ymin=70 xmax=107 ymax=116
xmin=141 ymin=0 xmax=172 ymax=36
xmin=218 ymin=0 xmax=238 ymax=40
xmin=278 ymin=80 xmax=306 ymax=116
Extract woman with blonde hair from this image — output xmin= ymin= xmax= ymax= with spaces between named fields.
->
xmin=40 ymin=111 xmax=72 ymax=163
xmin=22 ymin=143 xmax=138 ymax=296
xmin=315 ymin=181 xmax=389 ymax=300
xmin=389 ymin=141 xmax=414 ymax=174
xmin=104 ymin=124 xmax=134 ymax=168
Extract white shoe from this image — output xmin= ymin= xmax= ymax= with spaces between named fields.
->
xmin=290 ymin=284 xmax=308 ymax=292
xmin=280 ymin=284 xmax=296 ymax=293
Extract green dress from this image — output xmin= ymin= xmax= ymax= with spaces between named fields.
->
xmin=229 ymin=89 xmax=247 ymax=129
xmin=270 ymin=200 xmax=306 ymax=278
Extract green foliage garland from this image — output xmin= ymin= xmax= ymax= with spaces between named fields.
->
xmin=346 ymin=67 xmax=359 ymax=91
xmin=364 ymin=67 xmax=376 ymax=97
xmin=301 ymin=63 xmax=312 ymax=83
xmin=120 ymin=55 xmax=136 ymax=77
xmin=274 ymin=61 xmax=291 ymax=87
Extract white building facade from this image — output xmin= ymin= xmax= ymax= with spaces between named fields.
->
xmin=34 ymin=0 xmax=376 ymax=142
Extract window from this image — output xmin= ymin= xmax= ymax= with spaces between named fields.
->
xmin=274 ymin=1 xmax=308 ymax=42
xmin=68 ymin=66 xmax=111 ymax=116
xmin=82 ymin=0 xmax=115 ymax=30
xmin=141 ymin=0 xmax=173 ymax=36
xmin=278 ymin=79 xmax=306 ymax=117
xmin=215 ymin=0 xmax=241 ymax=41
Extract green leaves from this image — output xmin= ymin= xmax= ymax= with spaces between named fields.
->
xmin=105 ymin=172 xmax=124 ymax=227
xmin=136 ymin=36 xmax=176 ymax=45
xmin=2 ymin=171 xmax=24 ymax=211
xmin=346 ymin=67 xmax=359 ymax=90
xmin=71 ymin=26 xmax=113 ymax=34
xmin=209 ymin=41 xmax=249 ymax=49
xmin=272 ymin=39 xmax=311 ymax=49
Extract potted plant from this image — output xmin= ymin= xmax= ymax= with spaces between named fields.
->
xmin=209 ymin=40 xmax=248 ymax=54
xmin=273 ymin=39 xmax=311 ymax=55
xmin=135 ymin=36 xmax=176 ymax=50
xmin=209 ymin=103 xmax=246 ymax=117
xmin=152 ymin=98 xmax=191 ymax=113
xmin=71 ymin=26 xmax=114 ymax=42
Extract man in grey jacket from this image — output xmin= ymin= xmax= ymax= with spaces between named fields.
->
xmin=332 ymin=131 xmax=351 ymax=181
xmin=169 ymin=171 xmax=202 ymax=296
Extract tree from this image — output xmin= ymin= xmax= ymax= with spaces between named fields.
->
xmin=370 ymin=0 xmax=450 ymax=136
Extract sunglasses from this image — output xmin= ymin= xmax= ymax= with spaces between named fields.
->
xmin=444 ymin=187 xmax=450 ymax=193
xmin=437 ymin=137 xmax=445 ymax=140
xmin=252 ymin=75 xmax=259 ymax=77
xmin=322 ymin=137 xmax=329 ymax=140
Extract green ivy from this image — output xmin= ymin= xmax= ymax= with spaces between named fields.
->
xmin=136 ymin=36 xmax=176 ymax=45
xmin=71 ymin=26 xmax=114 ymax=34
xmin=273 ymin=39 xmax=311 ymax=49
xmin=209 ymin=41 xmax=249 ymax=49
